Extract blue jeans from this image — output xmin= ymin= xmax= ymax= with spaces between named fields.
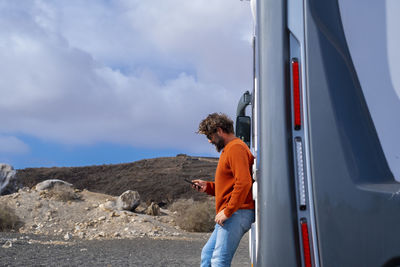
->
xmin=201 ymin=209 xmax=255 ymax=267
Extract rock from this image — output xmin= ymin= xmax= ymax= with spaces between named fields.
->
xmin=134 ymin=204 xmax=147 ymax=213
xmin=35 ymin=179 xmax=73 ymax=191
xmin=78 ymin=232 xmax=86 ymax=239
xmin=116 ymin=190 xmax=140 ymax=211
xmin=96 ymin=232 xmax=105 ymax=238
xmin=99 ymin=200 xmax=116 ymax=211
xmin=146 ymin=202 xmax=161 ymax=216
xmin=18 ymin=187 xmax=30 ymax=193
xmin=0 ymin=164 xmax=17 ymax=195
xmin=2 ymin=240 xmax=12 ymax=248
xmin=113 ymin=232 xmax=121 ymax=238
xmin=64 ymin=233 xmax=72 ymax=240
xmin=110 ymin=211 xmax=120 ymax=218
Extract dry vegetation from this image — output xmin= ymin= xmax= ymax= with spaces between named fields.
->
xmin=15 ymin=156 xmax=218 ymax=205
xmin=0 ymin=203 xmax=21 ymax=231
xmin=44 ymin=184 xmax=82 ymax=202
xmin=170 ymin=198 xmax=215 ymax=232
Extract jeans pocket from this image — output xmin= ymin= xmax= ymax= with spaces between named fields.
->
xmin=239 ymin=210 xmax=255 ymax=231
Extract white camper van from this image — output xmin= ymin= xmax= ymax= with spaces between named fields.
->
xmin=236 ymin=0 xmax=400 ymax=266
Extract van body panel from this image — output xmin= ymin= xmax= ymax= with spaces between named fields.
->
xmin=255 ymin=0 xmax=300 ymax=266
xmin=305 ymin=0 xmax=400 ymax=266
xmin=246 ymin=0 xmax=400 ymax=266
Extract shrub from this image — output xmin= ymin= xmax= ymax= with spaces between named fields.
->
xmin=0 ymin=203 xmax=21 ymax=231
xmin=170 ymin=198 xmax=215 ymax=232
xmin=46 ymin=184 xmax=81 ymax=202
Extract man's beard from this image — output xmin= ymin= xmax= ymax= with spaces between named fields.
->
xmin=212 ymin=135 xmax=225 ymax=152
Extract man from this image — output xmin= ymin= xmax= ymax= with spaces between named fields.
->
xmin=192 ymin=113 xmax=255 ymax=267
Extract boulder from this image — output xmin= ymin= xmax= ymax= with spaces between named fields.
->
xmin=146 ymin=202 xmax=161 ymax=216
xmin=35 ymin=179 xmax=73 ymax=191
xmin=116 ymin=190 xmax=140 ymax=211
xmin=99 ymin=200 xmax=117 ymax=212
xmin=0 ymin=164 xmax=17 ymax=195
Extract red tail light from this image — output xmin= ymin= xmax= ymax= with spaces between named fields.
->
xmin=301 ymin=220 xmax=312 ymax=267
xmin=292 ymin=59 xmax=302 ymax=130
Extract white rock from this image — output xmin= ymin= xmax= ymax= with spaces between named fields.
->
xmin=116 ymin=190 xmax=140 ymax=211
xmin=64 ymin=233 xmax=72 ymax=240
xmin=2 ymin=240 xmax=12 ymax=248
xmin=97 ymin=232 xmax=105 ymax=237
xmin=35 ymin=179 xmax=73 ymax=191
xmin=99 ymin=201 xmax=116 ymax=211
xmin=78 ymin=232 xmax=86 ymax=239
xmin=113 ymin=232 xmax=121 ymax=237
xmin=0 ymin=164 xmax=17 ymax=195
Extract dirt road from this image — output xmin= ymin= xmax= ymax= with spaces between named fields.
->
xmin=0 ymin=232 xmax=250 ymax=266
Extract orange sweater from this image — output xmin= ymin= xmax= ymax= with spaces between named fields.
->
xmin=205 ymin=138 xmax=255 ymax=218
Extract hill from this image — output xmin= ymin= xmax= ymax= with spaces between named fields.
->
xmin=15 ymin=155 xmax=218 ymax=206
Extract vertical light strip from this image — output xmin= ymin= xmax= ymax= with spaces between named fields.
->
xmin=301 ymin=219 xmax=313 ymax=267
xmin=292 ymin=59 xmax=302 ymax=130
xmin=295 ymin=137 xmax=306 ymax=209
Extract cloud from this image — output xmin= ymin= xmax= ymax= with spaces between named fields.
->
xmin=0 ymin=135 xmax=30 ymax=154
xmin=0 ymin=0 xmax=252 ymax=154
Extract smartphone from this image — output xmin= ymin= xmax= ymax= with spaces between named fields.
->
xmin=184 ymin=178 xmax=200 ymax=189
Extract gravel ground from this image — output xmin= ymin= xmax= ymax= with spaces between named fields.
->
xmin=0 ymin=232 xmax=250 ymax=267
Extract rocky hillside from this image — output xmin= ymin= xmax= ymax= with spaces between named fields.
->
xmin=14 ymin=155 xmax=218 ymax=206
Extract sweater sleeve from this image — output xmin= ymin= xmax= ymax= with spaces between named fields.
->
xmin=205 ymin=181 xmax=215 ymax=196
xmin=224 ymin=144 xmax=253 ymax=217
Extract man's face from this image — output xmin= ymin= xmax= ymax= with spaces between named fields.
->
xmin=208 ymin=132 xmax=225 ymax=152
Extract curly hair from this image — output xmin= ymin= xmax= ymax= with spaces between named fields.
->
xmin=197 ymin=113 xmax=234 ymax=136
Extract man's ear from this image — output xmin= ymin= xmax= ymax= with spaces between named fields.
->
xmin=216 ymin=127 xmax=224 ymax=135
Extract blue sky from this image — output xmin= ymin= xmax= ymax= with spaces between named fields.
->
xmin=0 ymin=0 xmax=253 ymax=169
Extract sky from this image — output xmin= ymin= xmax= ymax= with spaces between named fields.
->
xmin=0 ymin=0 xmax=253 ymax=169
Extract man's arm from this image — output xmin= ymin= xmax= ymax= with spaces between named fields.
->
xmin=215 ymin=209 xmax=228 ymax=226
xmin=192 ymin=179 xmax=215 ymax=196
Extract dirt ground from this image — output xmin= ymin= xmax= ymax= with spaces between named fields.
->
xmin=0 ymin=156 xmax=253 ymax=266
xmin=0 ymin=231 xmax=251 ymax=266
xmin=0 ymin=186 xmax=206 ymax=241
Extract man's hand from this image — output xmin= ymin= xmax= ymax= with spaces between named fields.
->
xmin=192 ymin=179 xmax=207 ymax=192
xmin=215 ymin=209 xmax=228 ymax=226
